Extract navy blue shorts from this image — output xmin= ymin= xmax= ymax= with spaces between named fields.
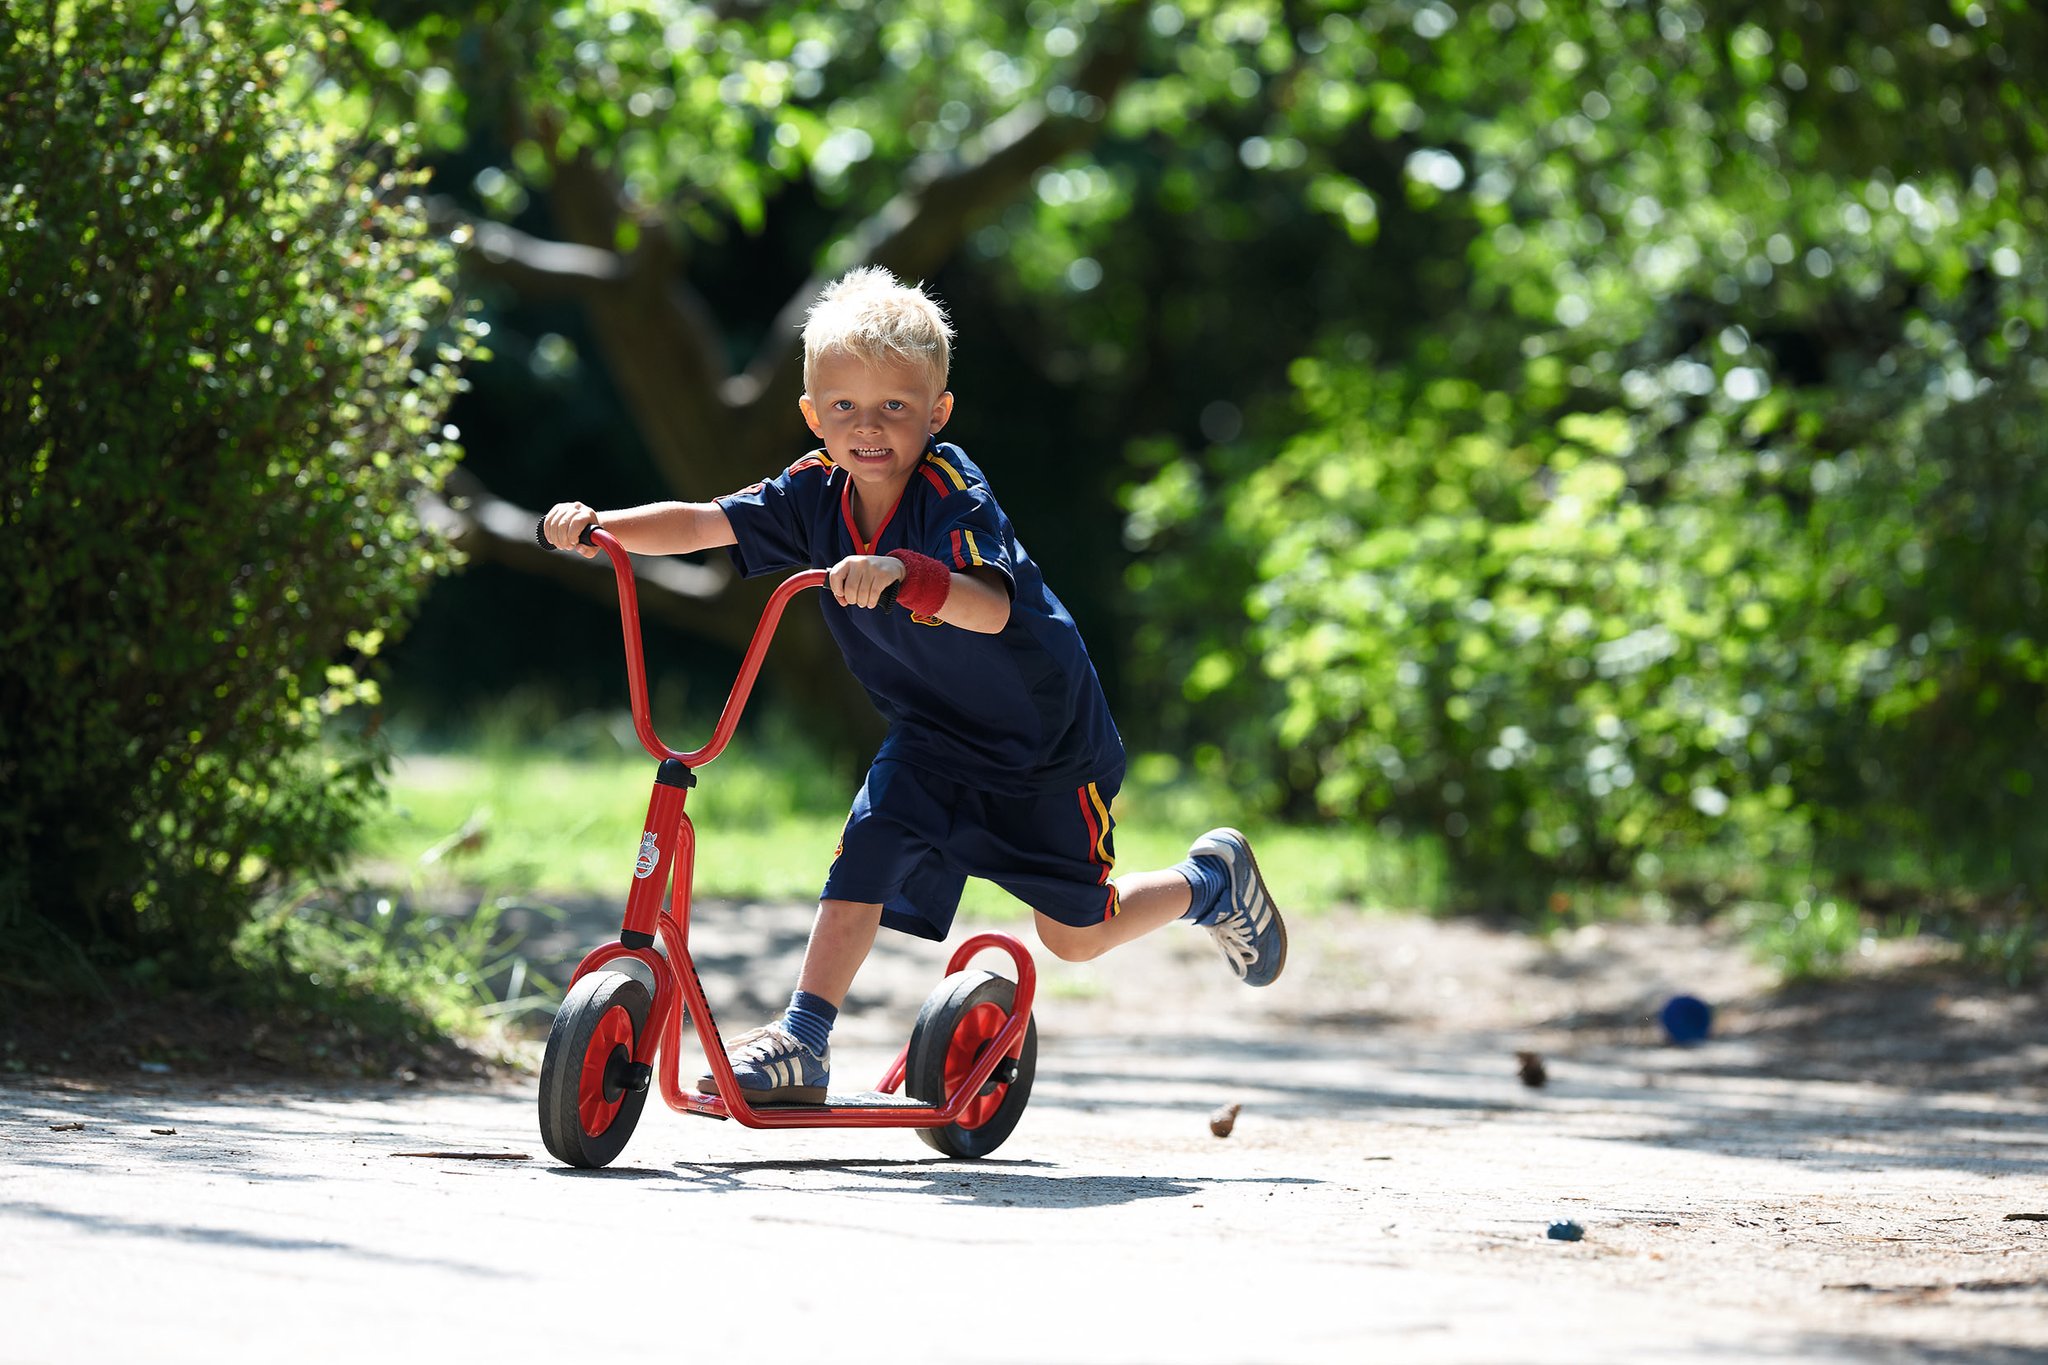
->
xmin=821 ymin=760 xmax=1123 ymax=941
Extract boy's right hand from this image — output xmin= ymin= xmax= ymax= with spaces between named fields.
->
xmin=542 ymin=502 xmax=601 ymax=558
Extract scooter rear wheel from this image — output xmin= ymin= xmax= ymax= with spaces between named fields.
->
xmin=905 ymin=969 xmax=1037 ymax=1159
xmin=539 ymin=970 xmax=652 ymax=1168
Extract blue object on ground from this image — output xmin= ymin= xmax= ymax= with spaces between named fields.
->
xmin=1546 ymin=1220 xmax=1585 ymax=1242
xmin=1659 ymin=993 xmax=1714 ymax=1045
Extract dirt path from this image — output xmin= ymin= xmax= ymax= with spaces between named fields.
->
xmin=5 ymin=904 xmax=2046 ymax=1363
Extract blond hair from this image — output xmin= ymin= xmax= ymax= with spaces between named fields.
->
xmin=802 ymin=266 xmax=954 ymax=393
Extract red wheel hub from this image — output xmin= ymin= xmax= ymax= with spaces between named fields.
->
xmin=577 ymin=1003 xmax=636 ymax=1136
xmin=943 ymin=1001 xmax=1011 ymax=1129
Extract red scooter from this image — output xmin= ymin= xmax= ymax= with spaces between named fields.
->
xmin=535 ymin=524 xmax=1038 ymax=1168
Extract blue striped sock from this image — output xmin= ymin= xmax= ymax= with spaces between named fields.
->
xmin=780 ymin=990 xmax=838 ymax=1056
xmin=1175 ymin=854 xmax=1230 ymax=926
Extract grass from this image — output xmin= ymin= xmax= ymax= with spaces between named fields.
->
xmin=0 ymin=889 xmax=533 ymax=1081
xmin=362 ymin=749 xmax=850 ymax=903
xmin=357 ymin=733 xmax=1433 ymax=920
xmin=235 ymin=883 xmax=560 ymax=1038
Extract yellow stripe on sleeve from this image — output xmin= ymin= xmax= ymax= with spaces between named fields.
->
xmin=927 ymin=454 xmax=969 ymax=491
xmin=962 ymin=529 xmax=985 ymax=566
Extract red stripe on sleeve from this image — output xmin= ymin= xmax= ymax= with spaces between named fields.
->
xmin=949 ymin=529 xmax=966 ymax=569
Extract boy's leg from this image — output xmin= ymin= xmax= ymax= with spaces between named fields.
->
xmin=1032 ymin=869 xmax=1190 ymax=960
xmin=795 ymin=898 xmax=885 ymax=1004
xmin=1033 ymin=831 xmax=1287 ymax=986
xmin=696 ymin=898 xmax=881 ymax=1104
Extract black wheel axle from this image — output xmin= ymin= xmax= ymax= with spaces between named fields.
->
xmin=601 ymin=1050 xmax=654 ymax=1096
xmin=980 ymin=1058 xmax=1020 ymax=1094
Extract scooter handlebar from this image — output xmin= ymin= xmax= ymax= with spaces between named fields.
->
xmin=537 ymin=514 xmax=901 ymax=612
xmin=535 ymin=514 xmax=876 ymax=764
xmin=534 ymin=515 xmax=601 ymax=551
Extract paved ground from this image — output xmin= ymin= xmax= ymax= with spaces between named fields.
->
xmin=4 ymin=902 xmax=2046 ymax=1363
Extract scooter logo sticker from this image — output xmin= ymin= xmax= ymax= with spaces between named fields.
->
xmin=634 ymin=831 xmax=659 ymax=879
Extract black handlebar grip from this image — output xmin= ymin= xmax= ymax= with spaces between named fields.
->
xmin=877 ymin=582 xmax=900 ymax=613
xmin=534 ymin=516 xmax=602 ymax=550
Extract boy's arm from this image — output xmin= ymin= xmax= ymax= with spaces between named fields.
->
xmin=826 ymin=555 xmax=1011 ymax=633
xmin=931 ymin=565 xmax=1011 ymax=633
xmin=542 ymin=500 xmax=737 ymax=559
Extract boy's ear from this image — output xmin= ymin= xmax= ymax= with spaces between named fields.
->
xmin=928 ymin=390 xmax=954 ymax=433
xmin=798 ymin=395 xmax=824 ymax=439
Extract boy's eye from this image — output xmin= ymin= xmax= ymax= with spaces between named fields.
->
xmin=883 ymin=400 xmax=905 ymax=411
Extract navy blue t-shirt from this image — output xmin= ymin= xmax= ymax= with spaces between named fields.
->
xmin=715 ymin=441 xmax=1123 ymax=795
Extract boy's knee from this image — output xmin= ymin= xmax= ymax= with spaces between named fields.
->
xmin=1034 ymin=916 xmax=1108 ymax=963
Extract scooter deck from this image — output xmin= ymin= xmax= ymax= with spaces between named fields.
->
xmin=678 ymin=1087 xmax=956 ymax=1122
xmin=769 ymin=1090 xmax=929 ymax=1110
xmin=685 ymin=1089 xmax=931 ymax=1110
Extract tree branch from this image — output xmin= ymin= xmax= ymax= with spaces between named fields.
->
xmin=467 ymin=217 xmax=629 ymax=294
xmin=424 ymin=470 xmax=736 ymax=626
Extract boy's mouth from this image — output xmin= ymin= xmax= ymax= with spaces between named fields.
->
xmin=848 ymin=446 xmax=892 ymax=462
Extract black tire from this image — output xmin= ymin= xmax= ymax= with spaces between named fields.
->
xmin=905 ymin=969 xmax=1037 ymax=1159
xmin=538 ymin=970 xmax=653 ymax=1168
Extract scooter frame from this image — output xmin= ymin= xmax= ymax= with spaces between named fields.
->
xmin=556 ymin=526 xmax=1036 ymax=1133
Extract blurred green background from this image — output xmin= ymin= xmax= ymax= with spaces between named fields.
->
xmin=7 ymin=0 xmax=2047 ymax=1036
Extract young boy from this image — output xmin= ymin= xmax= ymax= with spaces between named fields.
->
xmin=542 ymin=267 xmax=1284 ymax=1104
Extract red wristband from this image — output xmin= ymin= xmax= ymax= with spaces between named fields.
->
xmin=887 ymin=549 xmax=951 ymax=616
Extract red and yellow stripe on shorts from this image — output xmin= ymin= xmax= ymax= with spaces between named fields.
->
xmin=1075 ymin=780 xmax=1119 ymax=920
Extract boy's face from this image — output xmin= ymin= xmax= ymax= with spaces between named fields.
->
xmin=799 ymin=349 xmax=953 ymax=506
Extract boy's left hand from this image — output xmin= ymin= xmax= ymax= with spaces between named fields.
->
xmin=828 ymin=554 xmax=906 ymax=610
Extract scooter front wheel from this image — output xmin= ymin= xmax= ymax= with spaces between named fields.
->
xmin=539 ymin=970 xmax=652 ymax=1168
xmin=905 ymin=969 xmax=1037 ymax=1159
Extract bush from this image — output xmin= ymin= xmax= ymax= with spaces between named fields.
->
xmin=1119 ymin=6 xmax=2048 ymax=917
xmin=1138 ymin=365 xmax=1818 ymax=908
xmin=1132 ymin=262 xmax=2048 ymax=914
xmin=0 ymin=2 xmax=476 ymax=977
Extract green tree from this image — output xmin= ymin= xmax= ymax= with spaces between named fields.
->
xmin=1122 ymin=1 xmax=2048 ymax=908
xmin=0 ymin=1 xmax=477 ymax=974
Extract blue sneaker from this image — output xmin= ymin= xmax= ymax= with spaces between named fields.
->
xmin=697 ymin=1022 xmax=829 ymax=1104
xmin=1190 ymin=828 xmax=1288 ymax=987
